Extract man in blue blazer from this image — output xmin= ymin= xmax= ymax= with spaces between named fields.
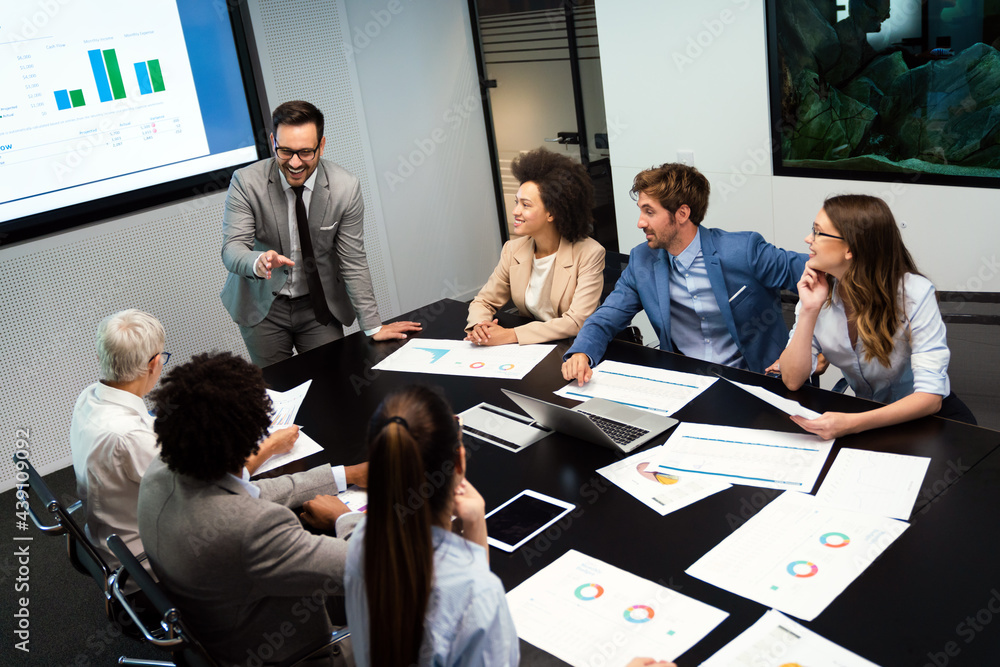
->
xmin=563 ymin=163 xmax=806 ymax=383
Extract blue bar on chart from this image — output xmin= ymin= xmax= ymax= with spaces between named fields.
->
xmin=134 ymin=61 xmax=153 ymax=95
xmin=88 ymin=49 xmax=113 ymax=103
xmin=54 ymin=89 xmax=71 ymax=110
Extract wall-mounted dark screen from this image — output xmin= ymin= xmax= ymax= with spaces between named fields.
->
xmin=766 ymin=0 xmax=1000 ymax=188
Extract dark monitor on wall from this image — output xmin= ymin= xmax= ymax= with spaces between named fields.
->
xmin=0 ymin=0 xmax=270 ymax=245
xmin=765 ymin=0 xmax=1000 ymax=189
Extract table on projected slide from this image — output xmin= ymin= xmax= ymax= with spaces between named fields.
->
xmin=261 ymin=298 xmax=1000 ymax=665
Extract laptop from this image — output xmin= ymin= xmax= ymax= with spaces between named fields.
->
xmin=501 ymin=389 xmax=678 ymax=453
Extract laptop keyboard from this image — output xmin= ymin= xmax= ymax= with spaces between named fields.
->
xmin=579 ymin=411 xmax=649 ymax=445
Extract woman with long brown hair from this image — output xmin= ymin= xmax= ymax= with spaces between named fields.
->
xmin=344 ymin=385 xmax=518 ymax=666
xmin=779 ymin=194 xmax=974 ymax=439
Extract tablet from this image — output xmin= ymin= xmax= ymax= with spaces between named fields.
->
xmin=485 ymin=490 xmax=575 ymax=552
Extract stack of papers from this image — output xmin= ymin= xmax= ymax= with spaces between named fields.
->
xmin=267 ymin=379 xmax=312 ymax=427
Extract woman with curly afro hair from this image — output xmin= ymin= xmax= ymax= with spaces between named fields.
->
xmin=465 ymin=148 xmax=605 ymax=345
xmin=140 ymin=351 xmax=367 ymax=666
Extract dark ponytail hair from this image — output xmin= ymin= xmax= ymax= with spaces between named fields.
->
xmin=364 ymin=385 xmax=461 ymax=667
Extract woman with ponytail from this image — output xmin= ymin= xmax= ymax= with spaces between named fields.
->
xmin=344 ymin=385 xmax=518 ymax=666
xmin=778 ymin=194 xmax=975 ymax=439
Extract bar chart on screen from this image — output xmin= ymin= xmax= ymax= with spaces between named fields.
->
xmin=0 ymin=2 xmax=209 ymax=218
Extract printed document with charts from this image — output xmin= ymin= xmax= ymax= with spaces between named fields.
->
xmin=507 ymin=550 xmax=727 ymax=665
xmin=555 ymin=360 xmax=716 ymax=415
xmin=686 ymin=491 xmax=907 ymax=621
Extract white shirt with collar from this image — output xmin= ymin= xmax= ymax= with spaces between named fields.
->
xmin=70 ymin=381 xmax=158 ymax=569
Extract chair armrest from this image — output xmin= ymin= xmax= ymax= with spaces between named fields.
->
xmin=14 ymin=454 xmax=68 ymax=535
xmin=110 ymin=565 xmax=183 ymax=649
xmin=283 ymin=627 xmax=350 ymax=667
xmin=107 ymin=535 xmax=183 ymax=649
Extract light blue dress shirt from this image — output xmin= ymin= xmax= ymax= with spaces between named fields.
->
xmin=226 ymin=467 xmax=261 ymax=498
xmin=790 ymin=272 xmax=951 ymax=403
xmin=345 ymin=518 xmax=519 ymax=667
xmin=668 ymin=228 xmax=746 ymax=368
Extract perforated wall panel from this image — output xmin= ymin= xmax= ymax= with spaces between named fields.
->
xmin=249 ymin=0 xmax=399 ymax=324
xmin=0 ymin=194 xmax=246 ymax=489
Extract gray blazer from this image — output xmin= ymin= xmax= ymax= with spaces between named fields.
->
xmin=221 ymin=158 xmax=382 ymax=330
xmin=137 ymin=458 xmax=360 ymax=666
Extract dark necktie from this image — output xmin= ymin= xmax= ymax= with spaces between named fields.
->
xmin=291 ymin=185 xmax=334 ymax=325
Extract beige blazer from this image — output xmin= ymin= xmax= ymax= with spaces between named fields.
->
xmin=467 ymin=236 xmax=605 ymax=345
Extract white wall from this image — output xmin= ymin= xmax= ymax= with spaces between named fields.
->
xmin=594 ymin=0 xmax=1000 ymax=295
xmin=344 ymin=0 xmax=500 ymax=307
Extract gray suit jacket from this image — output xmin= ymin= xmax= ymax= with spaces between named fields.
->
xmin=138 ymin=458 xmax=360 ymax=666
xmin=221 ymin=158 xmax=382 ymax=330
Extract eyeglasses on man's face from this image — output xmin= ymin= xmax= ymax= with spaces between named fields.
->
xmin=149 ymin=351 xmax=171 ymax=365
xmin=273 ymin=140 xmax=320 ymax=161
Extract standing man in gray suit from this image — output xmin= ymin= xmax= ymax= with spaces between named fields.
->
xmin=139 ymin=351 xmax=366 ymax=666
xmin=222 ymin=100 xmax=420 ymax=366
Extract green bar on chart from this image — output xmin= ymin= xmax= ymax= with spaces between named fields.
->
xmin=69 ymin=89 xmax=86 ymax=107
xmin=147 ymin=59 xmax=165 ymax=92
xmin=103 ymin=49 xmax=127 ymax=100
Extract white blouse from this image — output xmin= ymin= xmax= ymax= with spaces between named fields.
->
xmin=789 ymin=273 xmax=951 ymax=403
xmin=524 ymin=252 xmax=557 ymax=322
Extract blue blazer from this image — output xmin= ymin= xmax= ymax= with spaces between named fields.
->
xmin=567 ymin=227 xmax=807 ymax=374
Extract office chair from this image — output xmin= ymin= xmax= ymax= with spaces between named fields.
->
xmin=107 ymin=535 xmax=351 ymax=667
xmin=17 ymin=454 xmax=123 ymax=624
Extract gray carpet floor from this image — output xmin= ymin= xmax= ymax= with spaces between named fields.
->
xmin=1 ymin=465 xmax=166 ymax=667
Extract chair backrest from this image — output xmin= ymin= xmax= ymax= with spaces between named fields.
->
xmin=107 ymin=534 xmax=217 ymax=667
xmin=15 ymin=454 xmax=119 ymax=621
xmin=107 ymin=534 xmax=351 ymax=667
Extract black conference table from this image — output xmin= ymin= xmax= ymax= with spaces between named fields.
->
xmin=261 ymin=298 xmax=1000 ymax=666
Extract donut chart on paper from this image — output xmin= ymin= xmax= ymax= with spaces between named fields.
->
xmin=623 ymin=605 xmax=654 ymax=623
xmin=819 ymin=532 xmax=850 ymax=548
xmin=499 ymin=363 xmax=515 ymax=371
xmin=469 ymin=362 xmax=485 ymax=369
xmin=786 ymin=561 xmax=819 ymax=578
xmin=574 ymin=583 xmax=604 ymax=600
